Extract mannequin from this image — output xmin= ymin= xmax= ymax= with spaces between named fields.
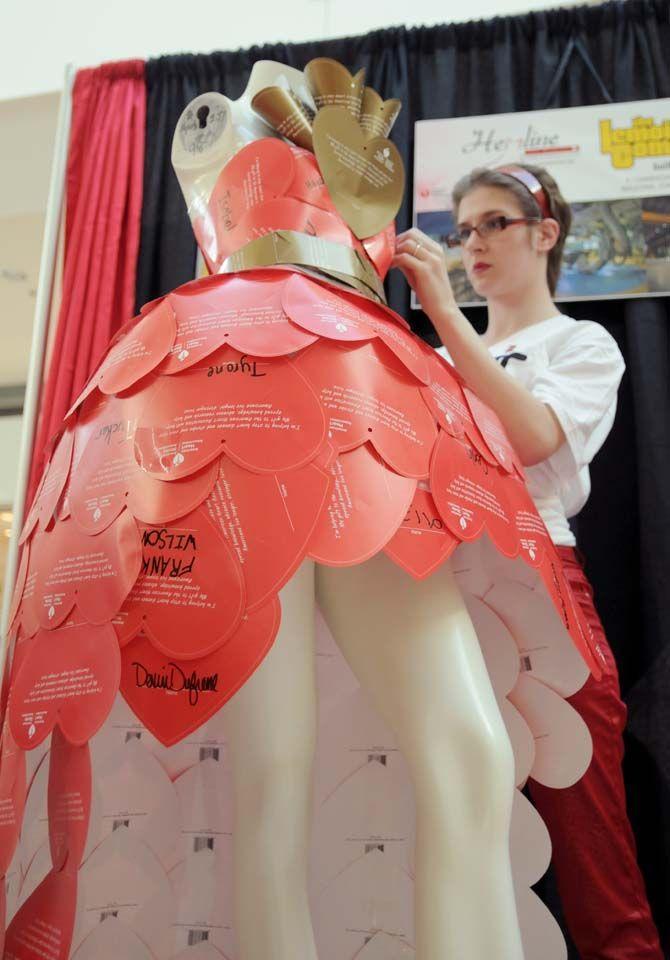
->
xmin=179 ymin=64 xmax=517 ymax=960
xmin=3 ymin=58 xmax=595 ymax=960
xmin=224 ymin=554 xmax=522 ymax=959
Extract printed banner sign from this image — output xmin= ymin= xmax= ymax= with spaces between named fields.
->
xmin=414 ymin=98 xmax=670 ymax=305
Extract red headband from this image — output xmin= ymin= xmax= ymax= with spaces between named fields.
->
xmin=495 ymin=165 xmax=552 ymax=220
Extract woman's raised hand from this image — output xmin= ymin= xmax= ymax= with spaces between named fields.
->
xmin=391 ymin=228 xmax=457 ymax=319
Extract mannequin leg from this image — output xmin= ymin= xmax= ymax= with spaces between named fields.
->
xmin=317 ymin=553 xmax=523 ymax=960
xmin=223 ymin=560 xmax=318 ymax=960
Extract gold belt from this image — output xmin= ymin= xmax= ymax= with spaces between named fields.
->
xmin=216 ymin=230 xmax=387 ymax=304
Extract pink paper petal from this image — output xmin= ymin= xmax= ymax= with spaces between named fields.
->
xmin=9 ymin=622 xmax=120 ymax=749
xmin=308 ymin=445 xmax=417 ymax=566
xmin=116 ymin=506 xmax=245 ymax=659
xmin=135 ymin=349 xmax=326 ymax=479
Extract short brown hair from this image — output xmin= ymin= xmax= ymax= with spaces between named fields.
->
xmin=451 ymin=164 xmax=572 ymax=295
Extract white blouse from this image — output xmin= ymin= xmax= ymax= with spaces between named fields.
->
xmin=437 ymin=314 xmax=625 ymax=546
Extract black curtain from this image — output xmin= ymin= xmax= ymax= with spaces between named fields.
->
xmin=136 ymin=1 xmax=670 ymax=952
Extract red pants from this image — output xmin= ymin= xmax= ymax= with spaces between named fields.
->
xmin=529 ymin=547 xmax=663 ymax=959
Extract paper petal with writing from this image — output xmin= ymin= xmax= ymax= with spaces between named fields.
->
xmin=287 ymin=146 xmax=336 ymax=212
xmin=7 ymin=544 xmax=29 ymax=635
xmin=205 ymin=457 xmax=331 ymax=611
xmin=69 ymin=394 xmax=147 ymax=534
xmin=97 ymin=299 xmax=177 ymax=397
xmin=537 ymin=552 xmax=600 ymax=678
xmin=308 ymin=445 xmax=416 ymax=566
xmin=135 ymin=349 xmax=326 ymax=479
xmin=384 ymin=485 xmax=459 ymax=580
xmin=9 ymin=623 xmax=120 ymax=749
xmin=209 ymin=138 xmax=296 ymax=259
xmin=115 ymin=507 xmax=245 ymax=659
xmin=430 ymin=430 xmax=518 ymax=558
xmin=464 ymin=387 xmax=521 ymax=475
xmin=164 ymin=272 xmax=316 ymax=372
xmin=120 ymin=599 xmax=280 ymax=746
xmin=284 ymin=274 xmax=428 ymax=383
xmin=47 ymin=726 xmax=92 ymax=871
xmin=282 ymin=273 xmax=379 ymax=343
xmin=19 ymin=429 xmax=74 ymax=544
xmin=69 ymin=393 xmax=219 ymax=532
xmin=312 ymin=106 xmax=404 ymax=239
xmin=4 ymin=867 xmax=77 ymax=960
xmin=296 ymin=340 xmax=436 ymax=479
xmin=0 ymin=725 xmax=26 ymax=875
xmin=501 ymin=472 xmax=553 ymax=568
xmin=32 ymin=512 xmax=141 ymax=629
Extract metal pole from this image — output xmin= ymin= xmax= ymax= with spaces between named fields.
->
xmin=0 ymin=63 xmax=76 ymax=667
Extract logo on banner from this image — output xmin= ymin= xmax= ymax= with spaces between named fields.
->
xmin=600 ymin=116 xmax=670 ymax=169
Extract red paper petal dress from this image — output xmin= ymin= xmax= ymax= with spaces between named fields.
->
xmin=0 ymin=90 xmax=597 ymax=960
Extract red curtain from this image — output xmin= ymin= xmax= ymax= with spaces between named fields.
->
xmin=28 ymin=59 xmax=146 ymax=498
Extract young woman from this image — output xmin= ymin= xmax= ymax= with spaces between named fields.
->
xmin=392 ymin=162 xmax=663 ymax=959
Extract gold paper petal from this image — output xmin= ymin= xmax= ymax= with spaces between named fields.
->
xmin=359 ymin=87 xmax=402 ymax=140
xmin=251 ymin=86 xmax=314 ymax=150
xmin=304 ymin=58 xmax=366 ymax=119
xmin=312 ymin=106 xmax=405 ymax=240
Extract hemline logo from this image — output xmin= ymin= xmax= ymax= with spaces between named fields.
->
xmin=600 ymin=117 xmax=670 ymax=169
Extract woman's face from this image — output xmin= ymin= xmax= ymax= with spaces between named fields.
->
xmin=455 ymin=185 xmax=546 ymax=300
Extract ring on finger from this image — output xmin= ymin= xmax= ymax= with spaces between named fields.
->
xmin=413 ymin=240 xmax=423 ymax=257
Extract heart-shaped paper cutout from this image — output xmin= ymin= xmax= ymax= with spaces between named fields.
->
xmin=120 ymin=599 xmax=280 ymax=746
xmin=31 ymin=512 xmax=142 ymax=629
xmin=430 ymin=430 xmax=519 ymax=558
xmin=305 ymin=59 xmax=366 ymax=117
xmin=68 ymin=301 xmax=177 ymax=417
xmin=4 ymin=867 xmax=77 ymax=960
xmin=69 ymin=393 xmax=218 ymax=533
xmin=362 ymin=222 xmax=396 ymax=278
xmin=7 ymin=543 xmax=30 ymax=635
xmin=296 ymin=339 xmax=436 ymax=479
xmin=359 ymin=87 xmax=402 ymax=140
xmin=510 ymin=674 xmax=593 ymax=788
xmin=91 ymin=739 xmax=179 ymax=869
xmin=70 ymin=917 xmax=154 ymax=960
xmin=114 ymin=506 xmax=245 ymax=659
xmin=209 ymin=138 xmax=296 ymax=252
xmin=0 ymin=724 xmax=26 ymax=874
xmin=500 ymin=472 xmax=553 ymax=569
xmin=287 ymin=146 xmax=335 ymax=211
xmin=19 ymin=429 xmax=74 ymax=544
xmin=282 ymin=273 xmax=427 ymax=383
xmin=163 ymin=272 xmax=315 ymax=372
xmin=47 ymin=726 xmax=92 ymax=871
xmin=538 ymin=551 xmax=600 ymax=678
xmin=384 ymin=484 xmax=459 ymax=579
xmin=312 ymin=106 xmax=404 ymax=239
xmin=205 ymin=456 xmax=331 ymax=611
xmin=9 ymin=622 xmax=121 ymax=749
xmin=464 ymin=387 xmax=521 ymax=474
xmin=135 ymin=348 xmax=326 ymax=479
xmin=72 ymin=827 xmax=174 ymax=956
xmin=250 ymin=88 xmax=314 ymax=150
xmin=308 ymin=445 xmax=416 ymax=565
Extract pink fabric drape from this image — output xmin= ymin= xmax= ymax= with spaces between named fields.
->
xmin=28 ymin=59 xmax=146 ymax=499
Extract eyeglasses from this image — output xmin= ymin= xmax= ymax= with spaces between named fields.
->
xmin=446 ymin=215 xmax=542 ymax=248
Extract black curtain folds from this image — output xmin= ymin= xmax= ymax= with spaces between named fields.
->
xmin=136 ymin=0 xmax=670 ymax=950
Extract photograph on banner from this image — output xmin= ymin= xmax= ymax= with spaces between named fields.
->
xmin=413 ymin=98 xmax=670 ymax=307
